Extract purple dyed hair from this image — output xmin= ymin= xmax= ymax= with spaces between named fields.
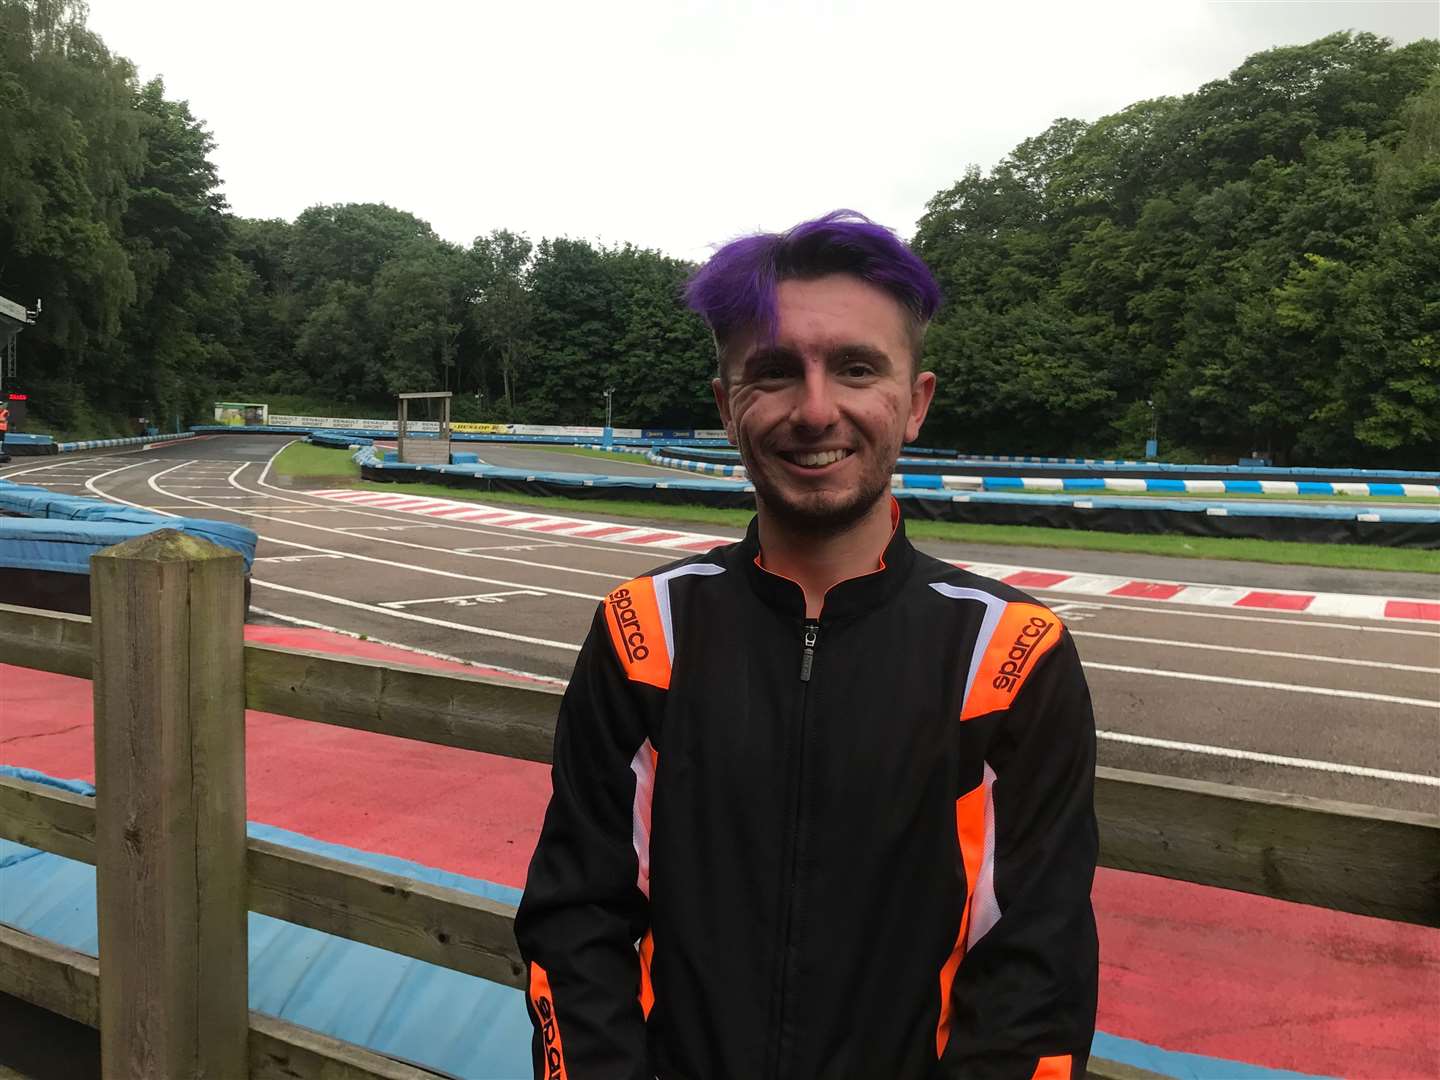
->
xmin=685 ymin=209 xmax=941 ymax=377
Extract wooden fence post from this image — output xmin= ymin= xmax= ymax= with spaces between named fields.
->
xmin=90 ymin=530 xmax=248 ymax=1078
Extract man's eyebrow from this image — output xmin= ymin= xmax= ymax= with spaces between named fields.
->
xmin=826 ymin=344 xmax=891 ymax=366
xmin=740 ymin=345 xmax=801 ymax=370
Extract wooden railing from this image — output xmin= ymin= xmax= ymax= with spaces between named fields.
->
xmin=0 ymin=530 xmax=1435 ymax=1079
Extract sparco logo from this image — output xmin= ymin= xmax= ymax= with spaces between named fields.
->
xmin=536 ymin=994 xmax=563 ymax=1078
xmin=991 ymin=616 xmax=1054 ymax=692
xmin=608 ymin=587 xmax=650 ymax=662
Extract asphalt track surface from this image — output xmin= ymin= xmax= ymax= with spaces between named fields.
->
xmin=5 ymin=433 xmax=1436 ymax=815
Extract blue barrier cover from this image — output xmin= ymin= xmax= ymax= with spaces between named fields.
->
xmin=0 ymin=479 xmax=258 ymax=570
xmin=0 ymin=516 xmax=258 ymax=573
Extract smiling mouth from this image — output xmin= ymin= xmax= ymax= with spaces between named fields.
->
xmin=781 ymin=449 xmax=853 ymax=469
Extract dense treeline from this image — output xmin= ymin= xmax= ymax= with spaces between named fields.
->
xmin=915 ymin=33 xmax=1440 ymax=464
xmin=2 ymin=1 xmax=1436 ymax=462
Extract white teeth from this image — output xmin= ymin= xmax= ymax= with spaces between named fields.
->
xmin=792 ymin=449 xmax=849 ymax=467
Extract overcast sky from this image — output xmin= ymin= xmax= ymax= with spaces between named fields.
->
xmin=84 ymin=0 xmax=1437 ymax=261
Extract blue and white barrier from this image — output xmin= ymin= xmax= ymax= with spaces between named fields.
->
xmin=56 ymin=431 xmax=198 ymax=453
xmin=894 ymin=474 xmax=1440 ymax=499
xmin=644 ymin=448 xmax=748 ymax=479
xmin=671 ymin=443 xmax=1440 ymax=486
xmin=643 ymin=449 xmax=1440 ymax=500
xmin=353 ymin=446 xmax=1440 ymax=536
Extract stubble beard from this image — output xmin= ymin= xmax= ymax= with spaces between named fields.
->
xmin=744 ymin=442 xmax=897 ymax=540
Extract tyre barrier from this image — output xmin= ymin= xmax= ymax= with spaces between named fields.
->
xmin=657 ymin=446 xmax=1440 ymax=489
xmin=353 ymin=447 xmax=1440 ymax=548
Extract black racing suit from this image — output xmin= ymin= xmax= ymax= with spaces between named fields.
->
xmin=516 ymin=509 xmax=1099 ymax=1079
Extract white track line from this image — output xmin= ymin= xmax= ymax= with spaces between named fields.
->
xmin=213 ymin=466 xmax=641 ymax=580
xmin=1071 ymin=630 xmax=1440 ymax=674
xmin=83 ymin=459 xmax=151 ymax=498
xmin=1036 ymin=594 xmax=1438 ymax=638
xmin=1086 ymin=662 xmax=1438 ymax=709
xmin=3 ymin=458 xmax=110 ymax=480
xmin=1098 ymin=731 xmax=1439 ymax=787
xmin=251 ymin=581 xmax=581 ymax=652
xmin=86 ymin=461 xmax=601 ymax=607
xmin=142 ymin=462 xmax=604 ymax=602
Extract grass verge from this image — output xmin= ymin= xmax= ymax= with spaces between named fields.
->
xmin=272 ymin=441 xmax=360 ymax=479
xmin=341 ymin=478 xmax=1439 ymax=575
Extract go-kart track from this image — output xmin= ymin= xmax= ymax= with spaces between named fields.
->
xmin=3 ymin=432 xmax=1439 ymax=1079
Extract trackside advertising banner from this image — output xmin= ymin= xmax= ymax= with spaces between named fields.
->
xmin=267 ymin=414 xmax=440 ymax=433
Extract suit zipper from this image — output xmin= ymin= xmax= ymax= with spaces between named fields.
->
xmin=799 ymin=621 xmax=819 ymax=681
xmin=771 ymin=620 xmax=821 ymax=1078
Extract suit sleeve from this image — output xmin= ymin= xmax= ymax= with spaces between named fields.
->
xmin=515 ymin=603 xmax=654 ymax=1080
xmin=940 ymin=630 xmax=1100 ymax=1080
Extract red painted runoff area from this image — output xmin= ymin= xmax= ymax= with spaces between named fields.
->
xmin=2 ymin=631 xmax=1436 ymax=1079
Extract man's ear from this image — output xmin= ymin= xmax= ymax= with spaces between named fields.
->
xmin=712 ymin=377 xmax=737 ymax=446
xmin=905 ymin=371 xmax=936 ymax=444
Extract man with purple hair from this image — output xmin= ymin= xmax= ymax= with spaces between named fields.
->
xmin=517 ymin=211 xmax=1099 ymax=1079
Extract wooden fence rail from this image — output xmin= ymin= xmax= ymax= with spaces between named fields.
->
xmin=0 ymin=531 xmax=1436 ymax=1079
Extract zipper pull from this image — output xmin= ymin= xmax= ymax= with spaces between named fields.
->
xmin=799 ymin=622 xmax=819 ymax=682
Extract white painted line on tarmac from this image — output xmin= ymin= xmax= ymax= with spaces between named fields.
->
xmin=247 ymin=606 xmax=567 ymax=686
xmin=143 ymin=468 xmax=609 ymax=600
xmin=380 ymin=589 xmax=547 ymax=608
xmin=1036 ymin=594 xmax=1438 ymax=638
xmin=251 ymin=580 xmax=582 ymax=652
xmin=334 ymin=524 xmax=447 ymax=531
xmin=255 ymin=554 xmax=345 ymax=563
xmin=221 ymin=472 xmax=643 ymax=579
xmin=1086 ymin=661 xmax=1439 ymax=709
xmin=83 ymin=459 xmax=152 ymax=499
xmin=257 ymin=441 xmax=299 ymax=488
xmin=1071 ymin=630 xmax=1440 ymax=674
xmin=253 ymin=535 xmax=606 ymax=600
xmin=1098 ymin=731 xmax=1440 ymax=787
xmin=85 ymin=463 xmax=601 ymax=608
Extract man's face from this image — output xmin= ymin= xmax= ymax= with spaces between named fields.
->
xmin=712 ymin=274 xmax=936 ymax=536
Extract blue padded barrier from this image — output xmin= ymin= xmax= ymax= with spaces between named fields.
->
xmin=305 ymin=431 xmax=374 ymax=449
xmin=0 ymin=478 xmax=258 ymax=570
xmin=55 ymin=431 xmax=197 ymax=453
xmin=0 ymin=516 xmax=257 ymax=573
xmin=664 ymin=445 xmax=1440 ymax=485
xmin=355 ymin=445 xmax=1440 ymax=527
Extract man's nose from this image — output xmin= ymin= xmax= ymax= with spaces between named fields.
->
xmin=790 ymin=368 xmax=840 ymax=432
